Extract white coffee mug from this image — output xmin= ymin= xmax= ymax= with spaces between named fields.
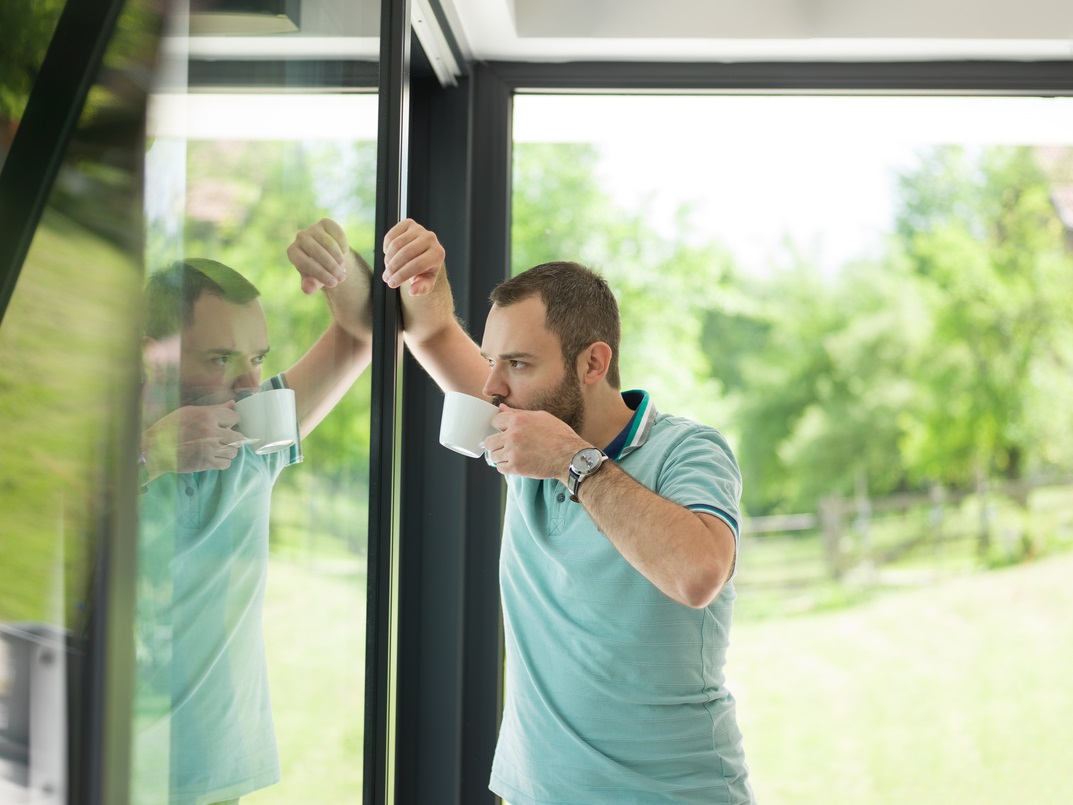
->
xmin=439 ymin=391 xmax=499 ymax=458
xmin=235 ymin=387 xmax=299 ymax=455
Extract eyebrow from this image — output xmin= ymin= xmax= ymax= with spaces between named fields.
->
xmin=480 ymin=350 xmax=535 ymax=361
xmin=204 ymin=346 xmax=271 ymax=357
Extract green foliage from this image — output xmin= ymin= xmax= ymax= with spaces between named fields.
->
xmin=896 ymin=146 xmax=1073 ymax=487
xmin=512 ymin=143 xmax=737 ymax=428
xmin=0 ymin=0 xmax=65 ymax=120
xmin=511 ymin=142 xmax=1073 ymax=517
xmin=0 ymin=0 xmax=161 ymax=124
xmin=0 ymin=210 xmax=143 ymax=624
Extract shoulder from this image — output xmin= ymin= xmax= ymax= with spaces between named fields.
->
xmin=649 ymin=412 xmax=738 ymax=466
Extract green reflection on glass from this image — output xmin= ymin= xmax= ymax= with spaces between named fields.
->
xmin=134 ymin=126 xmax=377 ymax=803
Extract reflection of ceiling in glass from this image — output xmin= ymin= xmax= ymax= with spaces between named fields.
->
xmin=173 ymin=0 xmax=381 ymax=60
xmin=172 ymin=0 xmax=460 ymax=85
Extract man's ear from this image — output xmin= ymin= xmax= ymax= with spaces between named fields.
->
xmin=578 ymin=342 xmax=613 ymax=387
xmin=143 ymin=334 xmax=182 ymax=379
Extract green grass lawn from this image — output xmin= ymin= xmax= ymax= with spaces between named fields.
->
xmin=245 ymin=547 xmax=1073 ymax=804
xmin=246 ymin=556 xmax=368 ymax=804
xmin=728 ymin=551 xmax=1073 ymax=804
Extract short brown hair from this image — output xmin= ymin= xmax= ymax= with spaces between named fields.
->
xmin=145 ymin=258 xmax=260 ymax=340
xmin=490 ymin=261 xmax=621 ymax=388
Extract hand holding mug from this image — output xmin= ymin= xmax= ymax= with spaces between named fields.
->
xmin=143 ymin=402 xmax=242 ymax=478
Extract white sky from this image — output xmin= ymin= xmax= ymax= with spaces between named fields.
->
xmin=513 ymin=95 xmax=1073 ymax=273
xmin=146 ymin=92 xmax=1073 ymax=276
xmin=148 ymin=93 xmax=379 ymax=141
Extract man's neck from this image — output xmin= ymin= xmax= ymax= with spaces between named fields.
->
xmin=579 ymin=387 xmax=635 ymax=451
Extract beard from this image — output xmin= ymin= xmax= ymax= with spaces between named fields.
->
xmin=492 ymin=368 xmax=586 ymax=433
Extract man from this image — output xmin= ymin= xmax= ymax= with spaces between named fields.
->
xmin=297 ymin=219 xmax=755 ymax=804
xmin=134 ymin=219 xmax=370 ymax=805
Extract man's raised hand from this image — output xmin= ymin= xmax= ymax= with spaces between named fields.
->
xmin=382 ymin=218 xmax=446 ymax=296
xmin=288 ymin=218 xmax=350 ymax=295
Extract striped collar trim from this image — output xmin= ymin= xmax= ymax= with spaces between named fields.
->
xmin=605 ymin=390 xmax=656 ymax=460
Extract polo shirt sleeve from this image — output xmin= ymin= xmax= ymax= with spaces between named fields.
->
xmin=656 ymin=425 xmax=742 ymax=541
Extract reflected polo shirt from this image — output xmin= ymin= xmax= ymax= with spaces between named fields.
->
xmin=133 ymin=374 xmax=302 ymax=805
xmin=490 ymin=390 xmax=754 ymax=805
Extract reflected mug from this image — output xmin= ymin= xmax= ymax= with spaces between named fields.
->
xmin=439 ymin=392 xmax=499 ymax=458
xmin=235 ymin=388 xmax=299 ymax=455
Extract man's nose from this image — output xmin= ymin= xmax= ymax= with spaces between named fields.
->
xmin=482 ymin=367 xmax=506 ymax=401
xmin=231 ymin=366 xmax=260 ymax=391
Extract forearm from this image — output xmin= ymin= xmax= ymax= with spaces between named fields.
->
xmin=399 ymin=272 xmax=487 ymax=396
xmin=322 ymin=248 xmax=374 ymax=342
xmin=571 ymin=462 xmax=736 ymax=608
xmin=286 ymin=320 xmax=371 ymax=436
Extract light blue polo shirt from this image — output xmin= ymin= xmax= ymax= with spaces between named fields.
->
xmin=489 ymin=391 xmax=754 ymax=805
xmin=133 ymin=375 xmax=301 ymax=805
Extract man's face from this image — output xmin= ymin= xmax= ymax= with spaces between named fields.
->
xmin=178 ymin=293 xmax=269 ymax=406
xmin=480 ymin=296 xmax=585 ymax=432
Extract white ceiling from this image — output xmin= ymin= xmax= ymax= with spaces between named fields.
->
xmin=180 ymin=0 xmax=1073 ymax=65
xmin=441 ymin=0 xmax=1073 ymax=62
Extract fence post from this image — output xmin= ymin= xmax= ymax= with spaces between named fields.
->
xmin=820 ymin=496 xmax=846 ymax=580
xmin=976 ymin=472 xmax=993 ymax=562
xmin=928 ymin=484 xmax=946 ymax=568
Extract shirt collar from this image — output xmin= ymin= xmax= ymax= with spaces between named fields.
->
xmin=604 ymin=389 xmax=656 ymax=460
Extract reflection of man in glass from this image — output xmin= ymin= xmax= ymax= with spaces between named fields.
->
xmin=135 ymin=221 xmax=370 ymax=805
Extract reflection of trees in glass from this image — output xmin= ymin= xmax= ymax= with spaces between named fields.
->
xmin=178 ymin=138 xmax=377 ymax=552
xmin=0 ymin=0 xmax=160 ymax=624
xmin=0 ymin=0 xmax=65 ymax=130
xmin=511 ymin=142 xmax=1073 ymax=518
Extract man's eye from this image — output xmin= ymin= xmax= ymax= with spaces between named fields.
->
xmin=212 ymin=356 xmax=230 ymax=365
xmin=253 ymin=355 xmax=265 ymax=366
xmin=510 ymin=360 xmax=526 ymax=370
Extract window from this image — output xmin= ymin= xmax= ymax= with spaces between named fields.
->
xmin=513 ymin=92 xmax=1073 ymax=803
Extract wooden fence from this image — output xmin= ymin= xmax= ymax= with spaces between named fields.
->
xmin=734 ymin=476 xmax=1073 ymax=610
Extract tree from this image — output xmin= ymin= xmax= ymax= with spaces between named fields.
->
xmin=512 ymin=142 xmax=736 ymax=429
xmin=896 ymin=146 xmax=1073 ymax=486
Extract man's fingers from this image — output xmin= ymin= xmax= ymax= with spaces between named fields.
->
xmin=382 ymin=225 xmax=420 ymax=269
xmin=384 ymin=239 xmax=445 ymax=289
xmin=213 ymin=406 xmax=240 ymax=428
xmin=383 ymin=218 xmax=417 ymax=253
xmin=316 ymin=217 xmax=348 ymax=251
xmin=288 ymin=225 xmax=347 ymax=288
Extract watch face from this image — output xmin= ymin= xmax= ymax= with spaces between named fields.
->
xmin=574 ymin=447 xmax=603 ymax=472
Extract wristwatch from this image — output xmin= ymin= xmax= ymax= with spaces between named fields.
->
xmin=567 ymin=447 xmax=608 ymax=502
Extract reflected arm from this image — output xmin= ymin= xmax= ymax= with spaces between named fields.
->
xmin=284 ymin=243 xmax=374 ymax=437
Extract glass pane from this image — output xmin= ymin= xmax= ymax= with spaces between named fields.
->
xmin=0 ymin=0 xmax=66 ymax=175
xmin=132 ymin=6 xmax=379 ymax=803
xmin=0 ymin=2 xmax=161 ymax=801
xmin=513 ymin=93 xmax=1073 ymax=804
